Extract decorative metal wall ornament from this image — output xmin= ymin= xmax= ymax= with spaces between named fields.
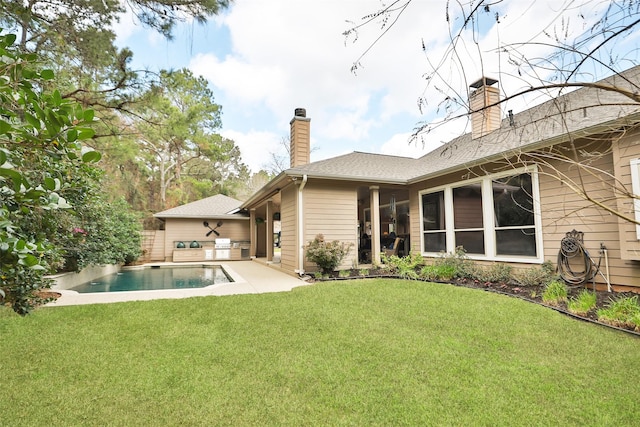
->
xmin=203 ymin=220 xmax=223 ymax=237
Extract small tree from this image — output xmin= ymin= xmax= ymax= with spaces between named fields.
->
xmin=305 ymin=234 xmax=352 ymax=275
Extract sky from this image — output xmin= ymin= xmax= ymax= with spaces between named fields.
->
xmin=113 ymin=0 xmax=635 ymax=173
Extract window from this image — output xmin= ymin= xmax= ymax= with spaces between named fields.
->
xmin=453 ymin=184 xmax=484 ymax=254
xmin=419 ymin=168 xmax=541 ymax=261
xmin=631 ymin=158 xmax=640 ymax=239
xmin=493 ymin=173 xmax=536 ymax=256
xmin=422 ymin=191 xmax=446 ymax=252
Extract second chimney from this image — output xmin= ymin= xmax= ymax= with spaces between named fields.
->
xmin=290 ymin=108 xmax=311 ymax=168
xmin=469 ymin=77 xmax=501 ymax=139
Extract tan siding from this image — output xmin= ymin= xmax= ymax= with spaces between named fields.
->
xmin=409 ymin=187 xmax=421 ymax=254
xmin=303 ymin=182 xmax=358 ymax=272
xmin=142 ymin=230 xmax=165 ymax=262
xmin=290 ymin=118 xmax=310 ymax=168
xmin=163 ymin=218 xmax=250 ymax=260
xmin=470 ymin=85 xmax=501 ymax=138
xmin=613 ymin=128 xmax=640 ymax=260
xmin=538 ymin=140 xmax=640 ymax=289
xmin=280 ymin=185 xmax=298 ymax=273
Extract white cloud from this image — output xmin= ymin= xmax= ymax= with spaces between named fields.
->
xmin=379 ymin=118 xmax=467 ymax=159
xmin=116 ymin=0 xmax=633 ymax=173
xmin=190 ymin=1 xmax=434 ymax=148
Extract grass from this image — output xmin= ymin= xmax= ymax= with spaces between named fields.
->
xmin=1 ymin=279 xmax=639 ymax=426
xmin=597 ymin=295 xmax=640 ymax=330
xmin=542 ymin=280 xmax=568 ymax=306
xmin=568 ymin=290 xmax=597 ymax=316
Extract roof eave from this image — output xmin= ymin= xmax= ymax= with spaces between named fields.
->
xmin=240 ymin=172 xmax=289 ymax=209
xmin=408 ymin=113 xmax=640 ymax=185
xmin=285 ymin=170 xmax=408 ymax=185
xmin=153 ymin=214 xmax=250 ymax=220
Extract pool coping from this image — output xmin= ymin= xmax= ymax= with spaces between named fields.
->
xmin=47 ymin=261 xmax=309 ymax=307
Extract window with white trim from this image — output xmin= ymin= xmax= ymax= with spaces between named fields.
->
xmin=420 ymin=167 xmax=541 ymax=261
xmin=453 ymin=184 xmax=484 ymax=254
xmin=631 ymin=158 xmax=640 ymax=240
xmin=421 ymin=191 xmax=446 ymax=252
xmin=492 ymin=173 xmax=537 ymax=256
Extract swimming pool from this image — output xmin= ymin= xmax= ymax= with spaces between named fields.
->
xmin=70 ymin=265 xmax=232 ymax=293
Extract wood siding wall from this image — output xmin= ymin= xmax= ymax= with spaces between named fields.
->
xmin=303 ymin=181 xmax=358 ymax=272
xmin=537 ymin=140 xmax=640 ymax=288
xmin=612 ymin=128 xmax=640 ymax=260
xmin=142 ymin=230 xmax=165 ymax=262
xmin=290 ymin=117 xmax=311 ymax=168
xmin=470 ymin=85 xmax=501 ymax=138
xmin=280 ymin=185 xmax=298 ymax=273
xmin=162 ymin=218 xmax=250 ymax=261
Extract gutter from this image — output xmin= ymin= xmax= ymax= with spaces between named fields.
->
xmin=286 ymin=171 xmax=408 ymax=185
xmin=296 ymin=174 xmax=308 ymax=276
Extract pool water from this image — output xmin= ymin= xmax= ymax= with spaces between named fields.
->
xmin=70 ymin=266 xmax=232 ymax=293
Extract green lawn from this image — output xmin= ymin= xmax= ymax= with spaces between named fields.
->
xmin=1 ymin=279 xmax=638 ymax=426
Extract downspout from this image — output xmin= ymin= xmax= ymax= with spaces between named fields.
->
xmin=297 ymin=174 xmax=308 ymax=275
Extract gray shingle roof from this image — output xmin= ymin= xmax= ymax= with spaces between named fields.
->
xmin=284 ymin=66 xmax=640 ymax=185
xmin=287 ymin=151 xmax=420 ymax=183
xmin=154 ymin=194 xmax=247 ymax=219
xmin=409 ymin=66 xmax=640 ymax=182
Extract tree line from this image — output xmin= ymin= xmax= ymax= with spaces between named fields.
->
xmin=1 ymin=0 xmax=253 ymax=226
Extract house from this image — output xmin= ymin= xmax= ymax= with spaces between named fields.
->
xmin=242 ymin=67 xmax=640 ymax=291
xmin=151 ymin=194 xmax=251 ymax=262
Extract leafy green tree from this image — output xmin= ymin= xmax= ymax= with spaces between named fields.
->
xmin=0 ymin=0 xmax=235 ymax=214
xmin=133 ymin=68 xmax=248 ymax=210
xmin=0 ymin=32 xmax=100 ymax=314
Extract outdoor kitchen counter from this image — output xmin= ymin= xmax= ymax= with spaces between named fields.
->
xmin=172 ymin=240 xmax=251 ymax=262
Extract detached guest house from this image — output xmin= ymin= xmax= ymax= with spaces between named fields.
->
xmin=241 ymin=67 xmax=640 ymax=291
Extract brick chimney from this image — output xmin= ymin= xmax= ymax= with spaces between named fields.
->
xmin=469 ymin=77 xmax=501 ymax=139
xmin=290 ymin=108 xmax=310 ymax=168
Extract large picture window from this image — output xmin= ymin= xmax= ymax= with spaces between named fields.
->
xmin=419 ymin=168 xmax=541 ymax=261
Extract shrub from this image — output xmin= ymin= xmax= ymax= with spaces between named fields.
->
xmin=420 ymin=264 xmax=457 ymax=281
xmin=567 ymin=290 xmax=597 ymax=316
xmin=0 ymin=32 xmax=99 ymax=315
xmin=477 ymin=263 xmax=513 ymax=284
xmin=383 ymin=252 xmax=423 ymax=279
xmin=338 ymin=269 xmax=351 ymax=278
xmin=359 ymin=268 xmax=369 ymax=277
xmin=432 ymin=247 xmax=477 ymax=280
xmin=597 ymin=296 xmax=640 ymax=331
xmin=542 ymin=280 xmax=568 ymax=306
xmin=515 ymin=261 xmax=557 ymax=287
xmin=305 ymin=234 xmax=352 ymax=275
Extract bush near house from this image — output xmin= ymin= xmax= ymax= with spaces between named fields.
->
xmin=305 ymin=234 xmax=352 ymax=274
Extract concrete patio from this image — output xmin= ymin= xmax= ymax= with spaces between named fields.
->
xmin=47 ymin=260 xmax=309 ymax=307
